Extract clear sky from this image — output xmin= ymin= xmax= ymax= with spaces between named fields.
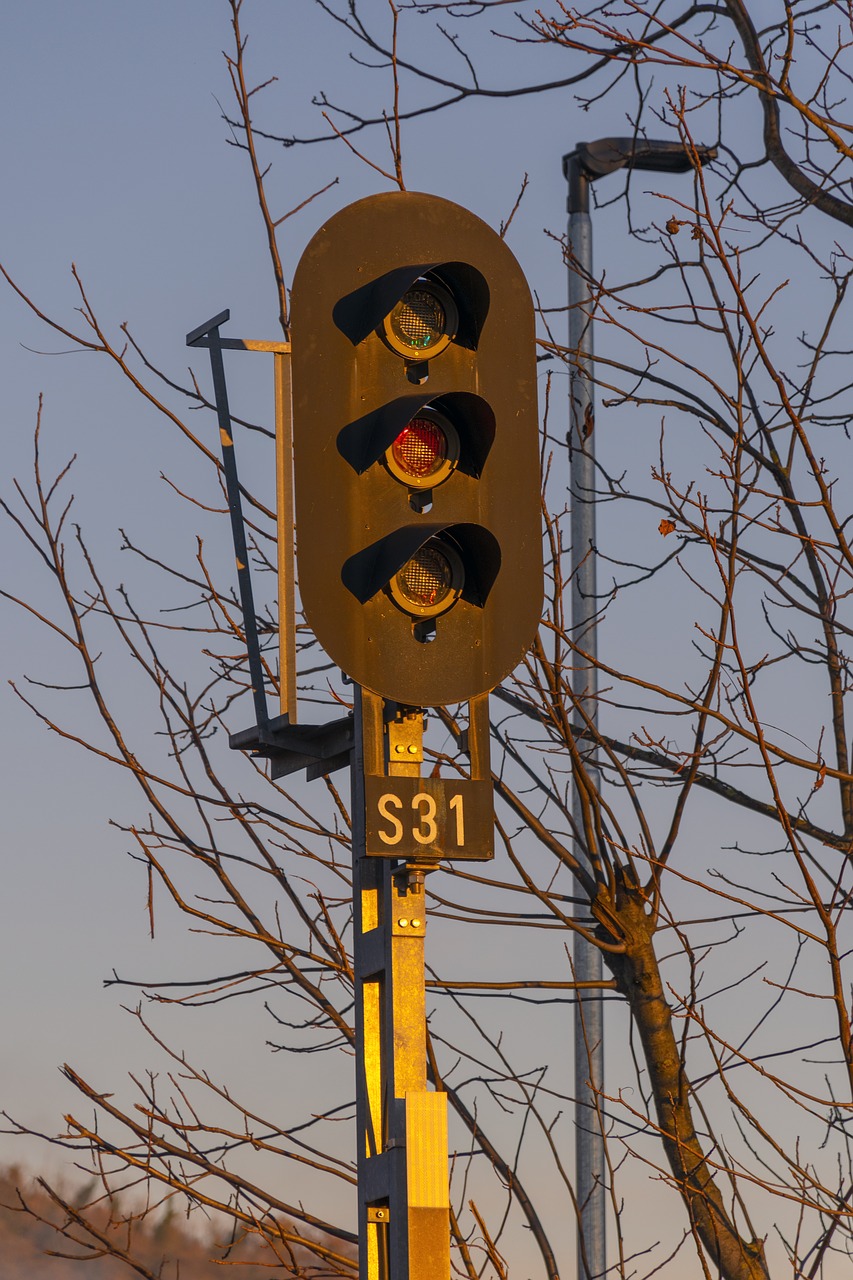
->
xmin=0 ymin=0 xmax=595 ymax=1154
xmin=1 ymin=5 xmax=820 ymax=1277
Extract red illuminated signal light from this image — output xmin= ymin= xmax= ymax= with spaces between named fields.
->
xmin=385 ymin=409 xmax=460 ymax=490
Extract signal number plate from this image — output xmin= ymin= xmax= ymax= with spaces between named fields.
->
xmin=364 ymin=776 xmax=493 ymax=861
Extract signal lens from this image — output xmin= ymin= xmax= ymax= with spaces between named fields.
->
xmin=389 ymin=538 xmax=464 ymax=619
xmin=392 ymin=289 xmax=444 ymax=352
xmin=382 ymin=278 xmax=459 ymax=360
xmin=385 ymin=409 xmax=460 ymax=490
xmin=393 ymin=418 xmax=446 ymax=478
xmin=399 ymin=545 xmax=453 ymax=607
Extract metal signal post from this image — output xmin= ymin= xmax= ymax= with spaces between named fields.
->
xmin=194 ymin=190 xmax=543 ymax=1280
xmin=350 ymin=690 xmax=492 ymax=1279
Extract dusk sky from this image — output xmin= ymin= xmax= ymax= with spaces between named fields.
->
xmin=1 ymin=1 xmax=595 ymax=1167
xmin=2 ymin=6 xmax=827 ymax=1278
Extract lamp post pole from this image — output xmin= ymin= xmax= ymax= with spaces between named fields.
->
xmin=562 ymin=136 xmax=716 ymax=1280
xmin=563 ymin=145 xmax=604 ymax=1280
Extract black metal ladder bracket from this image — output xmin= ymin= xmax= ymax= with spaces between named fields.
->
xmin=188 ymin=310 xmax=352 ymax=778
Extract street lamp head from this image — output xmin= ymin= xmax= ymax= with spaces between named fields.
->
xmin=563 ymin=136 xmax=717 ymax=211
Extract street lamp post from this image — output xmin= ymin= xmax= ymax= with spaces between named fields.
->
xmin=562 ymin=136 xmax=716 ymax=1280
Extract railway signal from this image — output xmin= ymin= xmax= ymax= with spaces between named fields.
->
xmin=291 ymin=191 xmax=542 ymax=707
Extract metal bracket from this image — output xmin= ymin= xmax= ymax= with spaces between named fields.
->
xmin=387 ymin=715 xmax=424 ymax=768
xmin=188 ymin=310 xmax=354 ymax=779
xmin=187 ymin=310 xmax=271 ymax=737
xmin=229 ymin=711 xmax=354 ymax=779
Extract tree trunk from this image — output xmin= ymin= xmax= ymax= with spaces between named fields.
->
xmin=601 ymin=875 xmax=770 ymax=1280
